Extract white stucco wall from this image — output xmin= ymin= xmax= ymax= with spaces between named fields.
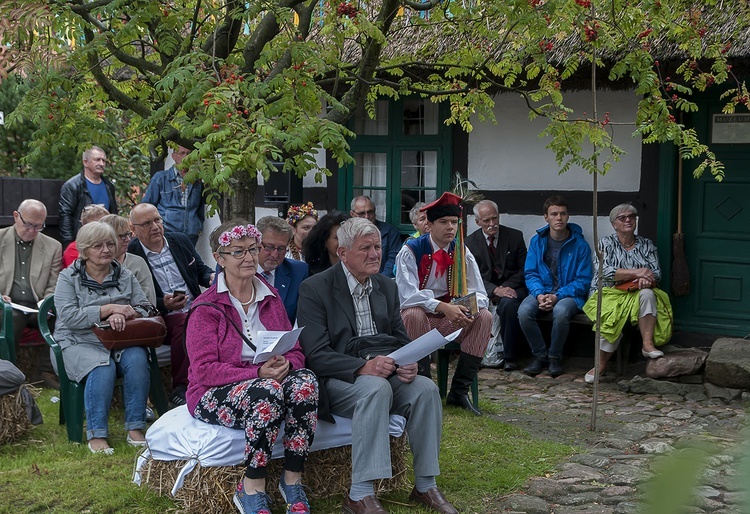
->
xmin=468 ymin=90 xmax=642 ymax=192
xmin=466 ymin=214 xmax=617 ymax=251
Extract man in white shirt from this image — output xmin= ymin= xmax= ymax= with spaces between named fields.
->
xmin=395 ymin=192 xmax=491 ymax=415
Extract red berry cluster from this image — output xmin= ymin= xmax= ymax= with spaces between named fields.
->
xmin=583 ymin=21 xmax=599 ymax=42
xmin=601 ymin=111 xmax=610 ymax=126
xmin=336 ymin=2 xmax=357 ymax=18
xmin=539 ymin=39 xmax=554 ymax=52
xmin=529 ymin=0 xmax=544 ymax=6
xmin=638 ymin=28 xmax=652 ymax=39
xmin=575 ymin=0 xmax=591 ymax=8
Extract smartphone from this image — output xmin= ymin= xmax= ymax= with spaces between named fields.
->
xmin=172 ymin=289 xmax=186 ymax=297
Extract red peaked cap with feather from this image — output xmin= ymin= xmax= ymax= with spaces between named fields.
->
xmin=421 ymin=191 xmax=463 ymax=222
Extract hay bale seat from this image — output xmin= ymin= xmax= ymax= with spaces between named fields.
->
xmin=0 ymin=384 xmax=37 ymax=445
xmin=134 ymin=406 xmax=409 ymax=513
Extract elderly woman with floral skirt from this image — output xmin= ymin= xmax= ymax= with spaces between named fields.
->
xmin=583 ymin=204 xmax=673 ymax=383
xmin=185 ymin=220 xmax=318 ymax=514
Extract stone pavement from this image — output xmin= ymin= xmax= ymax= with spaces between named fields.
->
xmin=475 ymin=360 xmax=749 ymax=513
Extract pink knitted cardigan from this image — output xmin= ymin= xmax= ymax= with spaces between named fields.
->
xmin=184 ymin=282 xmax=306 ymax=413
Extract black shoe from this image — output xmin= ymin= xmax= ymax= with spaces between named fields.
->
xmin=168 ymin=385 xmax=187 ymax=408
xmin=446 ymin=392 xmax=482 ymax=416
xmin=503 ymin=359 xmax=518 ymax=372
xmin=548 ymin=358 xmax=564 ymax=377
xmin=523 ymin=357 xmax=549 ymax=376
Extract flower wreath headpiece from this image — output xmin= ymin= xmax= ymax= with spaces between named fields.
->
xmin=218 ymin=224 xmax=263 ymax=246
xmin=287 ymin=202 xmax=318 ymax=226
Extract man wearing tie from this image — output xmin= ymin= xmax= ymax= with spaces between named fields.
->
xmin=465 ymin=200 xmax=528 ymax=372
xmin=255 ymin=216 xmax=309 ymax=325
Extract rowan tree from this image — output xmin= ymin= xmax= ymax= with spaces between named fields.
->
xmin=0 ymin=0 xmax=748 ymax=216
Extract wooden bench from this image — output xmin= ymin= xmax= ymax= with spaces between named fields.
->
xmin=535 ymin=311 xmax=633 ymax=375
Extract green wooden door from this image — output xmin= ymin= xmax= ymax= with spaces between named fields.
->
xmin=674 ymin=103 xmax=750 ymax=335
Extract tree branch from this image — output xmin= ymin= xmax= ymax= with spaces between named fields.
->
xmin=201 ymin=0 xmax=245 ymax=59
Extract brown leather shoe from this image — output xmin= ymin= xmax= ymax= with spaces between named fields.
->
xmin=409 ymin=487 xmax=459 ymax=514
xmin=341 ymin=494 xmax=388 ymax=514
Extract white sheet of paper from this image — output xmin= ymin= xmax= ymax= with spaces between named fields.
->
xmin=387 ymin=328 xmax=462 ymax=366
xmin=9 ymin=302 xmax=38 ymax=314
xmin=253 ymin=326 xmax=304 ymax=364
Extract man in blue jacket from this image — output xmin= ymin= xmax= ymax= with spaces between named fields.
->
xmin=255 ymin=215 xmax=308 ymax=325
xmin=142 ymin=146 xmax=205 ymax=245
xmin=518 ymin=196 xmax=592 ymax=378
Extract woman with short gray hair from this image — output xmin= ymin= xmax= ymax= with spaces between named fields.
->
xmin=54 ymin=222 xmax=153 ymax=453
xmin=582 ymin=204 xmax=673 ymax=383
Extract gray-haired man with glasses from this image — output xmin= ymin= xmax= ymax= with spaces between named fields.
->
xmin=254 ymin=216 xmax=308 ymax=325
xmin=127 ymin=203 xmax=214 ymax=406
xmin=1 ymin=199 xmax=62 ymax=388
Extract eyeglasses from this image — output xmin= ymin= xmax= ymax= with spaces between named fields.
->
xmin=261 ymin=243 xmax=288 ymax=255
xmin=353 ymin=209 xmax=376 ymax=217
xmin=131 ymin=218 xmax=164 ymax=228
xmin=91 ymin=242 xmax=116 ymax=251
xmin=118 ymin=232 xmax=133 ymax=241
xmin=218 ymin=247 xmax=261 ymax=259
xmin=615 ymin=214 xmax=637 ymax=222
xmin=17 ymin=212 xmax=46 ymax=232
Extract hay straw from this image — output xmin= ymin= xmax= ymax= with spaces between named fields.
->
xmin=0 ymin=384 xmax=39 ymax=445
xmin=140 ymin=436 xmax=410 ymax=513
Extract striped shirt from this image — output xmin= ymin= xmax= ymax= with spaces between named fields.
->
xmin=141 ymin=237 xmax=192 ymax=310
xmin=591 ymin=234 xmax=661 ymax=291
xmin=342 ymin=263 xmax=377 ymax=337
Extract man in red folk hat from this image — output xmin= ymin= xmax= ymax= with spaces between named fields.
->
xmin=395 ymin=192 xmax=492 ymax=416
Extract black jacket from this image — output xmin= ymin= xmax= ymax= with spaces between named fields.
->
xmin=465 ymin=225 xmax=528 ymax=301
xmin=128 ymin=232 xmax=213 ymax=315
xmin=59 ymin=171 xmax=118 ymax=246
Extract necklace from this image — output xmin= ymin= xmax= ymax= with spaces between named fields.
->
xmin=238 ymin=287 xmax=256 ymax=306
xmin=620 ymin=238 xmax=636 ymax=249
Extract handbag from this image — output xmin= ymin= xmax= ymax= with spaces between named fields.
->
xmin=345 ymin=334 xmax=404 ymax=361
xmin=345 ymin=334 xmax=431 ymax=378
xmin=92 ymin=316 xmax=167 ymax=351
xmin=614 ymin=279 xmax=639 ymax=292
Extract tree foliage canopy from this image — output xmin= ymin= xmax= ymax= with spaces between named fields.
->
xmin=1 ymin=0 xmax=748 ymax=207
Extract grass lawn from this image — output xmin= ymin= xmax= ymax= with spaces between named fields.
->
xmin=0 ymin=391 xmax=576 ymax=513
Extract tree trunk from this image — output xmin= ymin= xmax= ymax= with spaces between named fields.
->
xmin=231 ymin=170 xmax=257 ymax=223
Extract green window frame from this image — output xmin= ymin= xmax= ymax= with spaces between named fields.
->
xmin=339 ymin=98 xmax=453 ymax=233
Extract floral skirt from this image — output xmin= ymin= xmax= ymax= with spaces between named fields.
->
xmin=193 ymin=368 xmax=318 ymax=479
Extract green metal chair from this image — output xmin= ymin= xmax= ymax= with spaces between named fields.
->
xmin=435 ymin=341 xmax=480 ymax=409
xmin=0 ymin=297 xmax=17 ymax=363
xmin=37 ymin=295 xmax=169 ymax=443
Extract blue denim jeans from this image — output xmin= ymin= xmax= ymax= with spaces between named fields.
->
xmin=518 ymin=296 xmax=580 ymax=360
xmin=84 ymin=346 xmax=150 ymax=440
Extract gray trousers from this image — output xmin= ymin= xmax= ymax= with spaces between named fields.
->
xmin=325 ymin=374 xmax=442 ymax=483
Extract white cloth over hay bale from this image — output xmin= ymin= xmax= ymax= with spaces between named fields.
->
xmin=134 ymin=405 xmax=409 ymax=512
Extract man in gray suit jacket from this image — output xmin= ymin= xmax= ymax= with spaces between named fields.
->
xmin=1 ymin=199 xmax=62 ymax=387
xmin=298 ymin=218 xmax=457 ymax=514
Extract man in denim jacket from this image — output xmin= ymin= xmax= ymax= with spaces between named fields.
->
xmin=142 ymin=146 xmax=205 ymax=245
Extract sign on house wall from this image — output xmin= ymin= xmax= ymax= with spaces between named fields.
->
xmin=712 ymin=114 xmax=750 ymax=144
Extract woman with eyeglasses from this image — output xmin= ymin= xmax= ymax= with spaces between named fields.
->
xmin=54 ymin=222 xmax=154 ymax=453
xmin=582 ymin=204 xmax=673 ymax=383
xmin=185 ymin=220 xmax=318 ymax=514
xmin=62 ymin=204 xmax=109 ymax=268
xmin=99 ymin=214 xmax=156 ymax=306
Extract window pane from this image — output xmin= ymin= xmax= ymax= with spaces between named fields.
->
xmin=353 ymin=153 xmax=388 ymax=188
xmin=403 ymin=99 xmax=438 ymax=135
xmin=400 ymin=150 xmax=438 ymax=224
xmin=354 ymin=100 xmax=389 ymax=135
